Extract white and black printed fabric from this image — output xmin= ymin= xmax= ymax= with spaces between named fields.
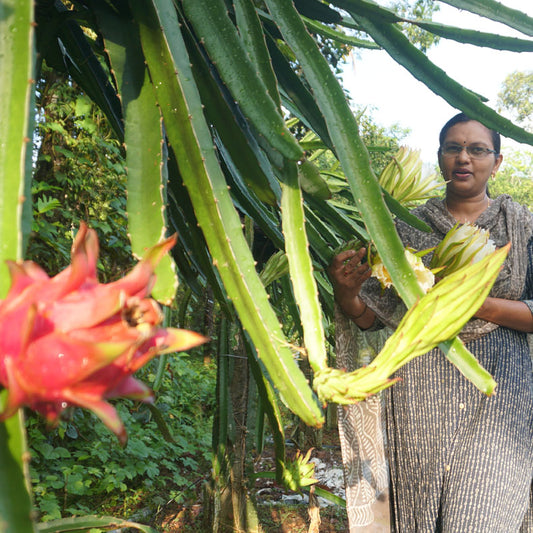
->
xmin=337 ymin=195 xmax=533 ymax=532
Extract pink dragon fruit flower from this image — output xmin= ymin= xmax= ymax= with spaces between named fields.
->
xmin=0 ymin=223 xmax=207 ymax=444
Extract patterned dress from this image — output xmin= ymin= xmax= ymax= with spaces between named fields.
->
xmin=356 ymin=195 xmax=533 ymax=532
xmin=386 ymin=313 xmax=533 ymax=531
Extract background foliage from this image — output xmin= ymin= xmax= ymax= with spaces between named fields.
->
xmin=29 ymin=66 xmax=131 ymax=279
xmin=28 ymin=355 xmax=215 ymax=522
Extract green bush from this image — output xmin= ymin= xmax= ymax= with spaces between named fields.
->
xmin=27 ymin=353 xmax=216 ymax=522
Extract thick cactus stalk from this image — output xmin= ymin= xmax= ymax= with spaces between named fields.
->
xmin=0 ymin=2 xmax=37 ymax=531
xmin=133 ymin=0 xmax=324 ymax=426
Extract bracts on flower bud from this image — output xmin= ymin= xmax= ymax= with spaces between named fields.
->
xmin=430 ymin=223 xmax=496 ymax=278
xmin=314 ymin=366 xmax=399 ymax=405
xmin=281 ymin=448 xmax=318 ymax=492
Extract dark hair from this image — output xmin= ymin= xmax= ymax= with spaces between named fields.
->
xmin=438 ymin=112 xmax=501 ymax=154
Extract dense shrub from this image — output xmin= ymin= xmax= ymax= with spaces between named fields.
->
xmin=27 ymin=354 xmax=216 ymax=521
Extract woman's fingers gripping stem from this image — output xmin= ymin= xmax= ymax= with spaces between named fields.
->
xmin=328 ymin=247 xmax=372 ymax=294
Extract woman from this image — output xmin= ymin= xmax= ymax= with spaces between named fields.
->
xmin=329 ymin=113 xmax=533 ymax=531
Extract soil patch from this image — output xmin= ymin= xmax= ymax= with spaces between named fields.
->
xmin=152 ymin=428 xmax=390 ymax=531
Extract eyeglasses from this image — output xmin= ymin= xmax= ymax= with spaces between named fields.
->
xmin=440 ymin=144 xmax=498 ymax=159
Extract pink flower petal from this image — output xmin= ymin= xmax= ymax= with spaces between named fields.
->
xmin=61 ymin=389 xmax=128 ymax=446
xmin=0 ymin=357 xmax=28 ymax=419
xmin=18 ymin=331 xmax=131 ymax=390
xmin=103 ymin=376 xmax=153 ymax=401
xmin=46 ymin=284 xmax=124 ymax=331
xmin=108 ymin=235 xmax=177 ymax=298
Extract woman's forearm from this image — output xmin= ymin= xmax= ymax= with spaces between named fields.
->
xmin=473 ymin=297 xmax=533 ymax=333
xmin=336 ymin=294 xmax=376 ymax=330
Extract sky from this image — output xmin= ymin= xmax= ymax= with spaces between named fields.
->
xmin=341 ymin=1 xmax=533 ymax=165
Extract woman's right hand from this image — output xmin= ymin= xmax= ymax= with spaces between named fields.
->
xmin=328 ymin=247 xmax=374 ymax=326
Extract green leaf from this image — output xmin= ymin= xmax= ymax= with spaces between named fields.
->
xmin=382 ymin=190 xmax=432 ymax=233
xmin=35 ymin=197 xmax=62 ymax=215
xmin=302 ymin=15 xmax=380 ymax=49
xmin=298 ymin=159 xmax=331 ymax=200
xmin=234 ymin=0 xmax=281 ymax=108
xmin=243 ymin=332 xmax=286 ymax=483
xmin=181 ymin=23 xmax=280 ymax=205
xmin=305 ymin=486 xmax=346 ymax=507
xmin=305 ymin=194 xmax=369 ymax=245
xmin=0 ymin=411 xmax=36 ymax=533
xmin=35 ymin=2 xmax=124 ymax=140
xmin=334 ymin=0 xmax=533 ymax=52
xmin=439 ymin=0 xmax=533 ymax=37
xmin=74 ymin=95 xmax=92 ymax=116
xmin=293 ymin=0 xmax=342 ymax=24
xmin=216 ymin=136 xmax=284 ymax=247
xmin=280 ymin=161 xmax=328 ymax=372
xmin=411 ymin=20 xmax=533 ymax=52
xmin=181 ymin=0 xmax=303 ymax=162
xmin=95 ymin=4 xmax=178 ymax=305
xmin=212 ymin=317 xmax=230 ymax=478
xmin=134 ymin=0 xmax=323 ymax=426
xmin=167 ymin=175 xmax=229 ymax=305
xmin=266 ymin=35 xmax=333 ymax=150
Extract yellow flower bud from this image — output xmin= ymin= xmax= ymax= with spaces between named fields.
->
xmin=371 ymin=248 xmax=434 ymax=293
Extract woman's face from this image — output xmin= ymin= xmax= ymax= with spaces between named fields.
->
xmin=438 ymin=120 xmax=503 ymax=199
